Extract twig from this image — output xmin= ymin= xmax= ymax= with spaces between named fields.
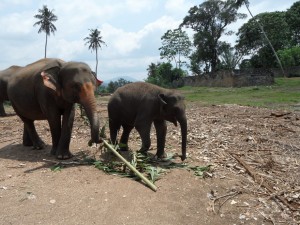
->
xmin=229 ymin=152 xmax=299 ymax=212
xmin=212 ymin=190 xmax=241 ymax=213
xmin=256 ymin=210 xmax=275 ymax=225
xmin=42 ymin=159 xmax=89 ymax=165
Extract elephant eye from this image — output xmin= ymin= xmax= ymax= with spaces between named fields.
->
xmin=72 ymin=83 xmax=81 ymax=91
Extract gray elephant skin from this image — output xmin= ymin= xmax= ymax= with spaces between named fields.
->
xmin=0 ymin=65 xmax=23 ymax=116
xmin=108 ymin=82 xmax=187 ymax=161
xmin=7 ymin=58 xmax=101 ymax=159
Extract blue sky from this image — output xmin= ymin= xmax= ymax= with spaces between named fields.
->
xmin=0 ymin=0 xmax=296 ymax=81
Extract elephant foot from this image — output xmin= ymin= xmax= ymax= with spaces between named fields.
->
xmin=138 ymin=147 xmax=149 ymax=156
xmin=23 ymin=139 xmax=33 ymax=147
xmin=56 ymin=150 xmax=73 ymax=160
xmin=50 ymin=148 xmax=57 ymax=156
xmin=32 ymin=140 xmax=46 ymax=150
xmin=156 ymin=152 xmax=167 ymax=160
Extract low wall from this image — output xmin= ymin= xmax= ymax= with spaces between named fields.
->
xmin=270 ymin=66 xmax=300 ymax=77
xmin=176 ymin=69 xmax=274 ymax=88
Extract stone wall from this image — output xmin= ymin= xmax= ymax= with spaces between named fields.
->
xmin=270 ymin=66 xmax=300 ymax=77
xmin=176 ymin=68 xmax=274 ymax=88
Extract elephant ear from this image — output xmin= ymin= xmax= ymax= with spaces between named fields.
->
xmin=158 ymin=93 xmax=178 ymax=126
xmin=41 ymin=71 xmax=58 ymax=91
xmin=40 ymin=64 xmax=62 ymax=93
xmin=158 ymin=94 xmax=167 ymax=105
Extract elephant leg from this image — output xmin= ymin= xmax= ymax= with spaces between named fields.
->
xmin=119 ymin=124 xmax=133 ymax=151
xmin=154 ymin=119 xmax=167 ymax=159
xmin=0 ymin=102 xmax=6 ymax=117
xmin=55 ymin=106 xmax=75 ymax=159
xmin=22 ymin=124 xmax=33 ymax=146
xmin=22 ymin=120 xmax=46 ymax=149
xmin=109 ymin=118 xmax=121 ymax=146
xmin=135 ymin=122 xmax=152 ymax=153
xmin=47 ymin=114 xmax=62 ymax=156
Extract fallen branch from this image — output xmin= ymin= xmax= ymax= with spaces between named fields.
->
xmin=229 ymin=152 xmax=299 ymax=212
xmin=102 ymin=140 xmax=158 ymax=192
xmin=270 ymin=112 xmax=291 ymax=117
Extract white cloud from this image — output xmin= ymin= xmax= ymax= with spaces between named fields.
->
xmin=125 ymin=0 xmax=157 ymax=13
xmin=101 ymin=23 xmax=142 ymax=56
xmin=0 ymin=0 xmax=297 ymax=81
xmin=48 ymin=39 xmax=86 ymax=61
xmin=0 ymin=12 xmax=34 ymax=35
xmin=165 ymin=0 xmax=191 ymax=14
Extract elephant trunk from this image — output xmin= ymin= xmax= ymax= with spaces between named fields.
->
xmin=178 ymin=114 xmax=187 ymax=161
xmin=80 ymin=94 xmax=101 ymax=144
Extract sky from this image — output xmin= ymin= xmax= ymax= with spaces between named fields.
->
xmin=0 ymin=0 xmax=297 ymax=82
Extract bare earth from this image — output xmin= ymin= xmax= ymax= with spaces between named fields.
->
xmin=0 ymin=97 xmax=299 ymax=225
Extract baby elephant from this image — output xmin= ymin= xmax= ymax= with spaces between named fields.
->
xmin=108 ymin=82 xmax=187 ymax=161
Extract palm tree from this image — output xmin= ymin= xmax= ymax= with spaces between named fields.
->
xmin=84 ymin=29 xmax=106 ymax=76
xmin=33 ymin=5 xmax=57 ymax=58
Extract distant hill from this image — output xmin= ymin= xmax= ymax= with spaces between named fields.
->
xmin=102 ymin=76 xmax=141 ymax=86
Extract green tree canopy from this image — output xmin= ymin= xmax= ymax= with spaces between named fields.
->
xmin=236 ymin=11 xmax=292 ymax=68
xmin=278 ymin=46 xmax=300 ymax=67
xmin=180 ymin=0 xmax=247 ymax=73
xmin=33 ymin=5 xmax=57 ymax=58
xmin=218 ymin=43 xmax=243 ymax=70
xmin=84 ymin=28 xmax=106 ymax=76
xmin=286 ymin=1 xmax=300 ymax=45
xmin=145 ymin=62 xmax=187 ymax=87
xmin=159 ymin=28 xmax=191 ymax=69
xmin=107 ymin=78 xmax=132 ymax=93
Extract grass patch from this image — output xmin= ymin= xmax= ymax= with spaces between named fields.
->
xmin=180 ymin=77 xmax=300 ymax=110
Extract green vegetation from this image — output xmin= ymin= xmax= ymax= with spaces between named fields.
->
xmin=180 ymin=78 xmax=300 ymax=109
xmin=145 ymin=62 xmax=187 ymax=87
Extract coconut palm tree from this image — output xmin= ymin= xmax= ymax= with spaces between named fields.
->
xmin=84 ymin=28 xmax=106 ymax=76
xmin=33 ymin=5 xmax=58 ymax=58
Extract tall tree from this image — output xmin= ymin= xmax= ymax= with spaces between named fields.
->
xmin=286 ymin=1 xmax=300 ymax=45
xmin=145 ymin=62 xmax=186 ymax=87
xmin=84 ymin=28 xmax=106 ymax=76
xmin=159 ymin=28 xmax=191 ymax=69
xmin=33 ymin=5 xmax=58 ymax=58
xmin=219 ymin=43 xmax=243 ymax=70
xmin=236 ymin=11 xmax=291 ymax=69
xmin=240 ymin=1 xmax=286 ymax=75
xmin=180 ymin=0 xmax=247 ymax=73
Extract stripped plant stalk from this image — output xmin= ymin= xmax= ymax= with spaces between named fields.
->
xmin=102 ymin=140 xmax=158 ymax=192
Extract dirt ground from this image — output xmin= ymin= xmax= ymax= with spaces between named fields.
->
xmin=0 ymin=97 xmax=300 ymax=225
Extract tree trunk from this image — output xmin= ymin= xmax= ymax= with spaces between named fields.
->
xmin=45 ymin=33 xmax=48 ymax=58
xmin=95 ymin=47 xmax=98 ymax=75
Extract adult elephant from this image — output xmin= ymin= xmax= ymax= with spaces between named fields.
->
xmin=108 ymin=82 xmax=187 ymax=161
xmin=7 ymin=58 xmax=101 ymax=159
xmin=0 ymin=65 xmax=23 ymax=116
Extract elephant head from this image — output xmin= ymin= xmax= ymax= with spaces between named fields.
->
xmin=41 ymin=60 xmax=101 ymax=144
xmin=158 ymin=93 xmax=187 ymax=160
